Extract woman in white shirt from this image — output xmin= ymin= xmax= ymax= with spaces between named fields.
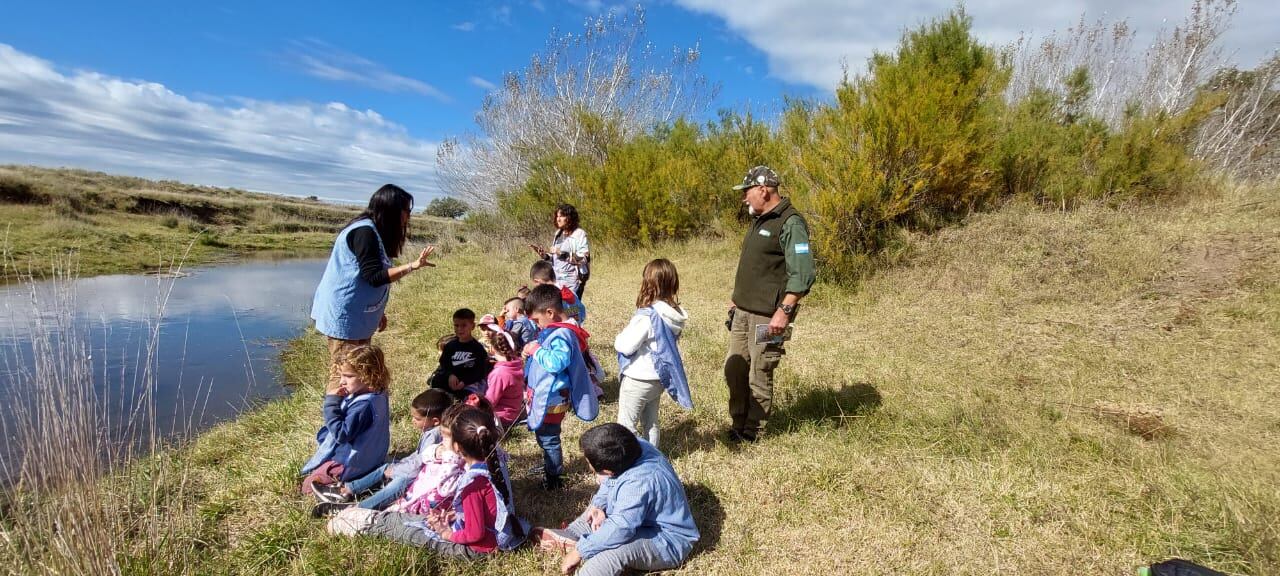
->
xmin=529 ymin=203 xmax=590 ymax=298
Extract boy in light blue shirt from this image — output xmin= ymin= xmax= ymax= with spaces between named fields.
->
xmin=534 ymin=423 xmax=699 ymax=576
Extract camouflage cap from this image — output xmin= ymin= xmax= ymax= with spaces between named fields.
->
xmin=732 ymin=165 xmax=781 ymax=190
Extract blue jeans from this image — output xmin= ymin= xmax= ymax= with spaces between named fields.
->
xmin=345 ymin=464 xmax=413 ymax=510
xmin=357 ymin=475 xmax=412 ymax=510
xmin=535 ymin=421 xmax=563 ymax=481
xmin=345 ymin=464 xmax=388 ymax=493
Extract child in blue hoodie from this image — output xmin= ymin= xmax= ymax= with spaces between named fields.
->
xmin=521 ymin=283 xmax=599 ymax=491
xmin=311 ymin=389 xmax=454 ymax=515
xmin=301 ymin=344 xmax=392 ymax=497
xmin=533 ymin=423 xmax=699 ymax=576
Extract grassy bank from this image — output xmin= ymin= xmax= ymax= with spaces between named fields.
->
xmin=8 ymin=181 xmax=1280 ymax=574
xmin=0 ymin=166 xmax=458 ymax=279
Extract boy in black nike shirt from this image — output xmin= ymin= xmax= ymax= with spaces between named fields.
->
xmin=429 ymin=308 xmax=492 ymax=400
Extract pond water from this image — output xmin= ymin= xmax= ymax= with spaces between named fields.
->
xmin=0 ymin=258 xmax=327 ymax=469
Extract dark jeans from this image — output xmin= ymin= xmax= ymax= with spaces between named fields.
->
xmin=535 ymin=421 xmax=563 ymax=481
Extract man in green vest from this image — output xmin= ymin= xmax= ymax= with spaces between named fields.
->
xmin=725 ymin=165 xmax=815 ymax=443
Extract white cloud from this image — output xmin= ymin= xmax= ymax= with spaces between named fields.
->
xmin=468 ymin=75 xmax=498 ymax=91
xmin=452 ymin=21 xmax=477 ymax=32
xmin=284 ymin=39 xmax=450 ymax=102
xmin=676 ymin=0 xmax=1280 ymax=90
xmin=0 ymin=43 xmax=444 ymax=202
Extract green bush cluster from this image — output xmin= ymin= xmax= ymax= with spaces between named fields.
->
xmin=503 ymin=111 xmax=778 ymax=245
xmin=992 ymin=69 xmax=1210 ymax=208
xmin=783 ymin=10 xmax=1008 ymax=283
xmin=488 ymin=8 xmax=1220 ymax=284
xmin=424 ymin=196 xmax=468 ymax=219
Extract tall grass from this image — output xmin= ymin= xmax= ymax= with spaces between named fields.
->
xmin=0 ymin=252 xmax=210 ymax=575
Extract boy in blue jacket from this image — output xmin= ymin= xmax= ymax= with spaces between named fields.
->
xmin=534 ymin=423 xmax=699 ymax=576
xmin=521 ymin=283 xmax=599 ymax=490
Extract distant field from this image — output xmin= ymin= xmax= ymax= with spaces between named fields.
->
xmin=0 ymin=166 xmax=456 ymax=279
xmin=24 ymin=180 xmax=1266 ymax=574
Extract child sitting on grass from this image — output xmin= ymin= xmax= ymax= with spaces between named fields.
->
xmin=522 ymin=284 xmax=599 ymax=490
xmin=327 ymin=406 xmax=528 ymax=557
xmin=311 ymin=389 xmax=454 ymax=515
xmin=614 ymin=258 xmax=692 ymax=448
xmin=430 ymin=308 xmax=492 ymax=400
xmin=533 ymin=423 xmax=699 ymax=576
xmin=388 ymin=401 xmax=469 ymax=514
xmin=301 ymin=344 xmax=391 ymax=497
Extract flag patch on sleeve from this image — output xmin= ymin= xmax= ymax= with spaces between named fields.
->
xmin=794 ymin=243 xmax=810 ymax=254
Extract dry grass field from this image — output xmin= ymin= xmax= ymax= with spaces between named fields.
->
xmin=3 ymin=180 xmax=1277 ymax=575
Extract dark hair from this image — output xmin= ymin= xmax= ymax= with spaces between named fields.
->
xmin=451 ymin=408 xmax=511 ymax=504
xmin=349 ymin=184 xmax=413 ymax=259
xmin=411 ymin=389 xmax=453 ymax=419
xmin=503 ymin=296 xmax=525 ymax=308
xmin=453 ymin=308 xmax=476 ymax=321
xmin=555 ymin=203 xmax=580 ymax=232
xmin=580 ymin=423 xmax=642 ymax=474
xmin=523 ymin=283 xmax=563 ymax=315
xmin=529 ymin=260 xmax=555 ymax=283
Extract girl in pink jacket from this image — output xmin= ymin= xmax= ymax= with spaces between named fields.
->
xmin=480 ymin=323 xmax=526 ymax=430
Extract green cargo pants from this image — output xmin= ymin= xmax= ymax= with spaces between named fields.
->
xmin=724 ymin=308 xmax=786 ymax=438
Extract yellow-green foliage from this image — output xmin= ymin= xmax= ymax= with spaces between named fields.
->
xmin=506 ymin=111 xmax=779 ymax=245
xmin=784 ymin=9 xmax=1009 ymax=283
xmin=481 ymin=8 xmax=1226 ymax=287
xmin=992 ymin=68 xmax=1210 ymax=207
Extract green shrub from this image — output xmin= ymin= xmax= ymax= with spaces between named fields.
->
xmin=993 ymin=67 xmax=1208 ymax=207
xmin=424 ymin=196 xmax=468 ymax=219
xmin=503 ymin=111 xmax=780 ymax=245
xmin=785 ymin=9 xmax=1009 ymax=283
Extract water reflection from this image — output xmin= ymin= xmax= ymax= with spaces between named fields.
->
xmin=0 ymin=259 xmax=326 ymax=462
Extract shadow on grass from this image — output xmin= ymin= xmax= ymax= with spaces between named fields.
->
xmin=596 ymin=375 xmax=621 ymax=405
xmin=664 ymin=417 xmax=727 ymax=460
xmin=775 ymin=382 xmax=883 ymax=430
xmin=685 ymin=482 xmax=725 ymax=555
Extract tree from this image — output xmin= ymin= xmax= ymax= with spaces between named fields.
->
xmin=436 ymin=6 xmax=716 ymax=210
xmin=424 ymin=196 xmax=468 ymax=219
xmin=786 ymin=8 xmax=1010 ymax=283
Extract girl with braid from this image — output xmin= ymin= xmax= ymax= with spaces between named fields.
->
xmin=327 ymin=405 xmax=527 ymax=556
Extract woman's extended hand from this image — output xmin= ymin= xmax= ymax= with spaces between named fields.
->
xmin=414 ymin=246 xmax=436 ymax=269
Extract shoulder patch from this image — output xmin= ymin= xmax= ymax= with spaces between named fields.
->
xmin=794 ymin=242 xmax=810 ymax=254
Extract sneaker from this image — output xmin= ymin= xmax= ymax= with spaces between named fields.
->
xmin=725 ymin=429 xmax=757 ymax=444
xmin=311 ymin=480 xmax=352 ymax=504
xmin=311 ymin=501 xmax=354 ymax=518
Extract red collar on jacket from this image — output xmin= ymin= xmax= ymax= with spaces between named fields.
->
xmin=547 ymin=322 xmax=590 ymax=350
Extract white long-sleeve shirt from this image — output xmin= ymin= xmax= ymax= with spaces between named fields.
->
xmin=614 ymin=301 xmax=688 ymax=380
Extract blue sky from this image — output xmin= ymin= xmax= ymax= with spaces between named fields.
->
xmin=1 ymin=1 xmax=1275 ymax=203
